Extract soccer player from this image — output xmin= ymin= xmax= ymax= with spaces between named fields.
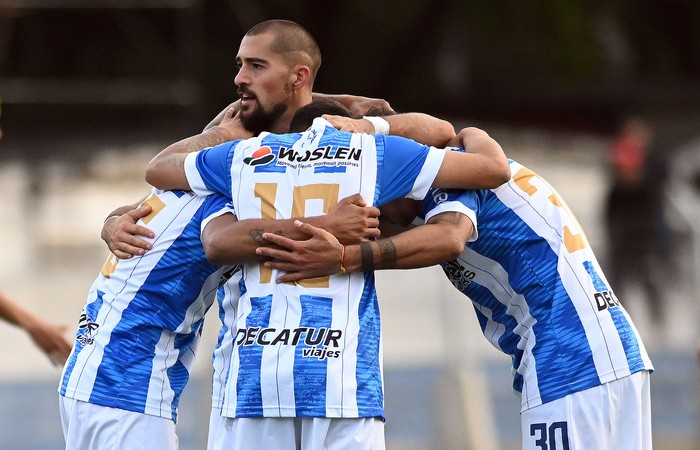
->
xmin=98 ymin=25 xmax=396 ymax=450
xmin=101 ymin=19 xmax=324 ymax=259
xmin=258 ymin=154 xmax=655 ymax=450
xmin=74 ymin=193 xmax=380 ymax=450
xmin=144 ymin=93 xmax=509 ymax=448
xmin=100 ymin=20 xmax=398 ymax=447
xmin=58 ymin=187 xmax=241 ymax=449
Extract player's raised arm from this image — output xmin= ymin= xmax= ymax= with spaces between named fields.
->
xmin=323 ymin=113 xmax=456 ymax=147
xmin=145 ymin=108 xmax=252 ymax=191
xmin=0 ymin=291 xmax=72 ymax=366
xmin=324 ymin=114 xmax=507 ymax=188
xmin=384 ymin=113 xmax=455 ymax=147
xmin=312 ymin=93 xmax=393 ymax=118
xmin=433 ymin=127 xmax=510 ymax=189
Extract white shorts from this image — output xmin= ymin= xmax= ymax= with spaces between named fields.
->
xmin=520 ymin=370 xmax=652 ymax=450
xmin=207 ymin=406 xmax=225 ymax=450
xmin=207 ymin=413 xmax=385 ymax=450
xmin=59 ymin=396 xmax=178 ymax=450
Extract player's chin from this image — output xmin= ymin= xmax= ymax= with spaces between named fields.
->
xmin=240 ymin=104 xmax=261 ymax=120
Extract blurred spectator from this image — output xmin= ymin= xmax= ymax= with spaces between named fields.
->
xmin=0 ymin=291 xmax=72 ymax=366
xmin=604 ymin=117 xmax=670 ymax=329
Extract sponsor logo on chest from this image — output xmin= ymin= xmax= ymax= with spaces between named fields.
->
xmin=244 ymin=145 xmax=362 ymax=171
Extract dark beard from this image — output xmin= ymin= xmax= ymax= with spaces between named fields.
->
xmin=241 ymin=101 xmax=288 ymax=135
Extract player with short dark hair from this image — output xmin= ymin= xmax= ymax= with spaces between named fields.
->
xmin=289 ymin=99 xmax=352 ymax=133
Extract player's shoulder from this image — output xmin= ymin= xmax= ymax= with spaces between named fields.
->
xmin=196 ymin=192 xmax=231 ymax=214
xmin=381 ymin=134 xmax=425 ymax=149
xmin=147 ymin=189 xmax=228 ymax=218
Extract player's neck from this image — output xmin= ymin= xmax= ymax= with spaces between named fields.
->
xmin=269 ymin=95 xmax=313 ymax=134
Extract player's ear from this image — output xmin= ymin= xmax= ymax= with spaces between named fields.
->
xmin=291 ymin=65 xmax=311 ymax=90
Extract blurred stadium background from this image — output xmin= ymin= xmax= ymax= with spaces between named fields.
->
xmin=1 ymin=2 xmax=700 ymax=449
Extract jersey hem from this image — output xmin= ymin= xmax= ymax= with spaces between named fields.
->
xmin=219 ymin=406 xmax=385 ymax=421
xmin=518 ymin=366 xmax=652 ymax=412
xmin=60 ymin=390 xmax=177 ymax=422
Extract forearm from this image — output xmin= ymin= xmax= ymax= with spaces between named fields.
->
xmin=385 ymin=113 xmax=456 ymax=147
xmin=149 ymin=125 xmax=233 ymax=168
xmin=0 ymin=292 xmax=72 ymax=365
xmin=147 ymin=106 xmax=253 ymax=190
xmin=144 ymin=152 xmax=190 ymax=191
xmin=435 ymin=128 xmax=510 ymax=189
xmin=204 ymin=216 xmax=331 ymax=265
xmin=0 ymin=292 xmax=32 ymax=330
xmin=344 ymin=214 xmax=470 ymax=272
xmin=252 ymin=211 xmax=467 ymax=283
xmin=145 ymin=127 xmax=232 ymax=190
xmin=313 ymin=93 xmax=393 ymax=117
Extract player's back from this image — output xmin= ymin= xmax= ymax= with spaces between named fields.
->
xmin=428 ymin=160 xmax=653 ymax=411
xmin=60 ymin=189 xmax=233 ymax=421
xmin=222 ymin=120 xmax=387 ymax=420
xmin=213 ymin=118 xmax=445 ymax=419
xmin=232 ymin=121 xmax=383 ymax=297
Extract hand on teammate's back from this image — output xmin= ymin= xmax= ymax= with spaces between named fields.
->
xmin=102 ymin=205 xmax=155 ymax=259
xmin=324 ymin=193 xmax=380 ymax=244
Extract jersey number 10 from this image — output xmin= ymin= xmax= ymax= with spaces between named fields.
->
xmin=255 ymin=182 xmax=340 ymax=288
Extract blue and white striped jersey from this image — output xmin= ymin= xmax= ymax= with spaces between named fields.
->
xmin=184 ymin=117 xmax=447 ymax=419
xmin=422 ymin=160 xmax=653 ymax=411
xmin=210 ymin=275 xmax=242 ymax=409
xmin=59 ymin=189 xmax=238 ymax=422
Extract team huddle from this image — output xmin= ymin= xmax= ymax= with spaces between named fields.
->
xmin=57 ymin=20 xmax=653 ymax=450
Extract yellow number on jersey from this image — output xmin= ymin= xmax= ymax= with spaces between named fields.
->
xmin=255 ymin=182 xmax=340 ymax=287
xmin=513 ymin=167 xmax=587 ymax=253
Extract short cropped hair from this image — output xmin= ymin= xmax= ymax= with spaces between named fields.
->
xmin=289 ymin=99 xmax=352 ymax=133
xmin=246 ymin=20 xmax=322 ymax=80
